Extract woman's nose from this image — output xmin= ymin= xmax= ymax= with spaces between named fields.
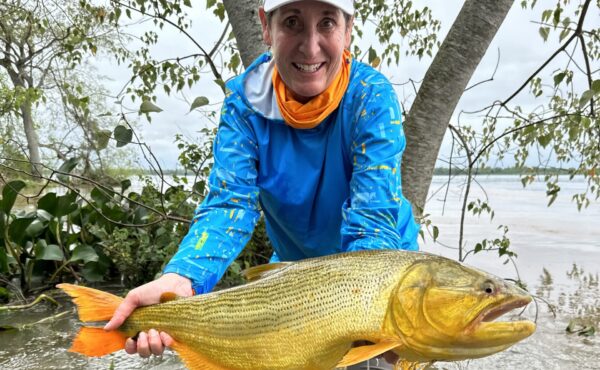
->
xmin=298 ymin=29 xmax=320 ymax=58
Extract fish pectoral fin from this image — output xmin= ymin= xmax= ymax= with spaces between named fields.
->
xmin=170 ymin=341 xmax=230 ymax=370
xmin=242 ymin=262 xmax=293 ymax=282
xmin=336 ymin=339 xmax=402 ymax=367
xmin=160 ymin=292 xmax=182 ymax=303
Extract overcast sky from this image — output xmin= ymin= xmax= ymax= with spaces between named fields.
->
xmin=94 ymin=1 xmax=598 ymax=170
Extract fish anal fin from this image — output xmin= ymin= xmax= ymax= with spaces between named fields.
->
xmin=393 ymin=359 xmax=434 ymax=370
xmin=160 ymin=292 xmax=180 ymax=303
xmin=57 ymin=283 xmax=123 ymax=322
xmin=336 ymin=339 xmax=402 ymax=367
xmin=170 ymin=341 xmax=230 ymax=370
xmin=242 ymin=262 xmax=292 ymax=282
xmin=70 ymin=326 xmax=127 ymax=357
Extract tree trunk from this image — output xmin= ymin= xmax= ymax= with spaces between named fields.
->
xmin=401 ymin=0 xmax=515 ymax=215
xmin=223 ymin=0 xmax=267 ymax=68
xmin=20 ymin=99 xmax=43 ymax=176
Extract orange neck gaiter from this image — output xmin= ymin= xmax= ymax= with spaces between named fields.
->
xmin=272 ymin=49 xmax=351 ymax=129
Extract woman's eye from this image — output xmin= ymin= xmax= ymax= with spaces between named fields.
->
xmin=284 ymin=17 xmax=299 ymax=28
xmin=320 ymin=18 xmax=335 ymax=29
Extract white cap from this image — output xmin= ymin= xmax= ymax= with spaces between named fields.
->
xmin=263 ymin=0 xmax=354 ymax=15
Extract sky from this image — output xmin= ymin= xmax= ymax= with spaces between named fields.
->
xmin=93 ymin=1 xmax=598 ymax=170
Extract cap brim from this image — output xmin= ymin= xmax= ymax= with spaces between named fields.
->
xmin=264 ymin=0 xmax=353 ymax=15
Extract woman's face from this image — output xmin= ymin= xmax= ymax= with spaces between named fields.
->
xmin=260 ymin=1 xmax=353 ymax=102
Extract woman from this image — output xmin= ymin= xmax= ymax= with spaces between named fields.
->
xmin=105 ymin=1 xmax=419 ymax=368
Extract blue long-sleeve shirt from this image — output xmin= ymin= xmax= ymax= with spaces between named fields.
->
xmin=164 ymin=53 xmax=419 ymax=294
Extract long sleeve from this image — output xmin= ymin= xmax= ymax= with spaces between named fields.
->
xmin=163 ymin=93 xmax=261 ymax=294
xmin=341 ymin=80 xmax=419 ymax=252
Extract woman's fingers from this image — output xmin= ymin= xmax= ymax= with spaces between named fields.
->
xmin=148 ymin=329 xmax=165 ymax=355
xmin=104 ymin=291 xmax=141 ymax=331
xmin=125 ymin=337 xmax=138 ymax=355
xmin=123 ymin=329 xmax=168 ymax=357
xmin=159 ymin=331 xmax=174 ymax=347
xmin=136 ymin=332 xmax=152 ymax=358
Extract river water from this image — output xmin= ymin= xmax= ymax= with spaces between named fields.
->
xmin=0 ymin=175 xmax=598 ymax=369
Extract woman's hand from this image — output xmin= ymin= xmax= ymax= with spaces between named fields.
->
xmin=104 ymin=273 xmax=193 ymax=357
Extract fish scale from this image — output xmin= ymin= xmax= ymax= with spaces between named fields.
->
xmin=119 ymin=250 xmax=423 ymax=369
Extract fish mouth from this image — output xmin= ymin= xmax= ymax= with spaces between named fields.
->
xmin=469 ymin=296 xmax=536 ymax=346
xmin=480 ymin=297 xmax=531 ymax=323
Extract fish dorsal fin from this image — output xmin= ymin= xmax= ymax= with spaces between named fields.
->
xmin=159 ymin=292 xmax=182 ymax=303
xmin=336 ymin=339 xmax=402 ymax=367
xmin=242 ymin=262 xmax=292 ymax=282
xmin=170 ymin=341 xmax=230 ymax=370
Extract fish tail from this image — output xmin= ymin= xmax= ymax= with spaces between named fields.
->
xmin=57 ymin=283 xmax=123 ymax=322
xmin=57 ymin=283 xmax=127 ymax=357
xmin=71 ymin=327 xmax=128 ymax=357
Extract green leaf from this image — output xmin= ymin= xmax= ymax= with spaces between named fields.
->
xmin=559 ymin=28 xmax=570 ymax=42
xmin=578 ymin=326 xmax=595 ymax=337
xmin=579 ymin=90 xmax=594 ymax=108
xmin=592 ymin=79 xmax=600 ymax=93
xmin=0 ymin=211 xmax=5 ymax=238
xmin=55 ymin=192 xmax=78 ymax=218
xmin=57 ymin=158 xmax=79 ymax=182
xmin=432 ymin=226 xmax=439 ymax=241
xmin=1 ymin=181 xmax=26 ymax=213
xmin=0 ymin=248 xmax=8 ymax=273
xmin=192 ymin=181 xmax=205 ymax=195
xmin=189 ymin=96 xmax=209 ymax=112
xmin=8 ymin=217 xmax=36 ymax=244
xmin=553 ymin=72 xmax=566 ymax=87
xmin=35 ymin=241 xmax=64 ymax=261
xmin=82 ymin=261 xmax=106 ymax=282
xmin=214 ymin=79 xmax=226 ymax=92
xmin=70 ymin=245 xmax=99 ymax=263
xmin=139 ymin=101 xmax=163 ymax=114
xmin=539 ymin=27 xmax=550 ymax=42
xmin=38 ymin=193 xmax=58 ymax=217
xmin=541 ymin=9 xmax=552 ymax=23
xmin=25 ymin=220 xmax=45 ymax=238
xmin=537 ymin=134 xmax=552 ymax=148
xmin=114 ymin=125 xmax=133 ymax=147
xmin=96 ymin=130 xmax=112 ymax=150
xmin=91 ymin=187 xmax=113 ymax=207
xmin=121 ymin=179 xmax=132 ymax=193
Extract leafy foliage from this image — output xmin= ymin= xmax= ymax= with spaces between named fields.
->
xmin=354 ymin=0 xmax=441 ymax=66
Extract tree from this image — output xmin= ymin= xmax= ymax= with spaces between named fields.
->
xmin=0 ymin=0 xmax=120 ymax=175
xmin=223 ymin=0 xmax=267 ymax=68
xmin=401 ymin=0 xmax=515 ymax=214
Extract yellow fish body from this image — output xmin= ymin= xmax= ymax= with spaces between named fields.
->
xmin=58 ymin=250 xmax=536 ymax=370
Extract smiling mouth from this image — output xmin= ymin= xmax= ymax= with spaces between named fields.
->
xmin=293 ymin=62 xmax=324 ymax=73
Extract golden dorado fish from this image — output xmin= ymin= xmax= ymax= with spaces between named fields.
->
xmin=58 ymin=250 xmax=536 ymax=370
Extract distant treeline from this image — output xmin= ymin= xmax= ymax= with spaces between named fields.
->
xmin=432 ymin=166 xmax=574 ymax=176
xmin=115 ymin=167 xmax=576 ymax=177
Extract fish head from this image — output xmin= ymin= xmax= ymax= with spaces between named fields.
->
xmin=385 ymin=257 xmax=536 ymax=362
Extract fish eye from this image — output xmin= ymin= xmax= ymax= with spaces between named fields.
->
xmin=483 ymin=281 xmax=495 ymax=294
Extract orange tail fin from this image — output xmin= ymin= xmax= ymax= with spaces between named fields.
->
xmin=57 ymin=283 xmax=127 ymax=357
xmin=71 ymin=327 xmax=128 ymax=357
xmin=57 ymin=283 xmax=123 ymax=322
